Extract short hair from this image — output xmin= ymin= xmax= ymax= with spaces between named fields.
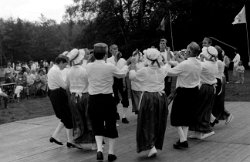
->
xmin=160 ymin=38 xmax=167 ymax=43
xmin=203 ymin=37 xmax=212 ymax=45
xmin=94 ymin=43 xmax=108 ymax=60
xmin=187 ymin=42 xmax=200 ymax=57
xmin=55 ymin=56 xmax=68 ymax=64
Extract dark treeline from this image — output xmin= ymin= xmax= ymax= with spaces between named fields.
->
xmin=0 ymin=0 xmax=249 ymax=67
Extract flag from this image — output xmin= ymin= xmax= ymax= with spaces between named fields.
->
xmin=158 ymin=17 xmax=165 ymax=31
xmin=232 ymin=6 xmax=246 ymax=25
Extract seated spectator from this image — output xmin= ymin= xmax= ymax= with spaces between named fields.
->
xmin=26 ymin=69 xmax=37 ymax=97
xmin=35 ymin=69 xmax=48 ymax=96
xmin=14 ymin=71 xmax=27 ymax=102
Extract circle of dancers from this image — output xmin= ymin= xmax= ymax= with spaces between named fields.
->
xmin=47 ymin=37 xmax=234 ymax=162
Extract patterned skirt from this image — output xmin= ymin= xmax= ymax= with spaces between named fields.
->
xmin=137 ymin=92 xmax=168 ymax=153
xmin=69 ymin=93 xmax=95 ymax=144
xmin=212 ymin=77 xmax=230 ymax=120
xmin=189 ymin=84 xmax=215 ymax=133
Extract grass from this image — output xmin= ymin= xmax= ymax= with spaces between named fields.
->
xmin=0 ymin=69 xmax=249 ymax=125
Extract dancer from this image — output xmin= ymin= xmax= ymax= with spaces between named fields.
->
xmin=189 ymin=46 xmax=218 ymax=139
xmin=211 ymin=45 xmax=234 ymax=127
xmin=107 ymin=44 xmax=130 ymax=124
xmin=167 ymin=42 xmax=202 ymax=149
xmin=130 ymin=49 xmax=144 ymax=114
xmin=86 ymin=43 xmax=128 ymax=162
xmin=129 ymin=48 xmax=168 ymax=157
xmin=66 ymin=49 xmax=95 ymax=149
xmin=159 ymin=38 xmax=173 ymax=96
xmin=48 ymin=54 xmax=81 ymax=149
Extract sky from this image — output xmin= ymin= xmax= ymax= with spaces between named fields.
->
xmin=0 ymin=0 xmax=73 ymax=23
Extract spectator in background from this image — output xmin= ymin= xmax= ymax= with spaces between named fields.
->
xmin=236 ymin=60 xmax=245 ymax=84
xmin=232 ymin=50 xmax=240 ymax=81
xmin=14 ymin=71 xmax=26 ymax=102
xmin=4 ymin=62 xmax=15 ymax=78
xmin=223 ymin=51 xmax=230 ymax=83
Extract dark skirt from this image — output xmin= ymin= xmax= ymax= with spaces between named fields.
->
xmin=212 ymin=77 xmax=230 ymax=120
xmin=170 ymin=87 xmax=199 ymax=127
xmin=69 ymin=93 xmax=95 ymax=144
xmin=137 ymin=92 xmax=168 ymax=153
xmin=88 ymin=94 xmax=118 ymax=138
xmin=131 ymin=90 xmax=142 ymax=114
xmin=189 ymin=84 xmax=215 ymax=133
xmin=49 ymin=88 xmax=73 ymax=129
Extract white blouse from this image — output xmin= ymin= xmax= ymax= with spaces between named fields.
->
xmin=48 ymin=65 xmax=67 ymax=90
xmin=167 ymin=57 xmax=202 ymax=88
xmin=130 ymin=62 xmax=145 ymax=91
xmin=216 ymin=60 xmax=225 ymax=79
xmin=107 ymin=55 xmax=127 ymax=69
xmin=129 ymin=65 xmax=168 ymax=92
xmin=86 ymin=60 xmax=128 ymax=95
xmin=66 ymin=65 xmax=88 ymax=94
xmin=200 ymin=60 xmax=218 ymax=85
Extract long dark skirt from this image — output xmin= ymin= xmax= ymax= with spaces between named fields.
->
xmin=69 ymin=93 xmax=95 ymax=144
xmin=137 ymin=92 xmax=168 ymax=153
xmin=131 ymin=90 xmax=142 ymax=114
xmin=212 ymin=77 xmax=230 ymax=120
xmin=171 ymin=87 xmax=199 ymax=127
xmin=189 ymin=84 xmax=215 ymax=133
xmin=49 ymin=88 xmax=73 ymax=129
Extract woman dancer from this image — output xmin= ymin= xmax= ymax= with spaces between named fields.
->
xmin=129 ymin=48 xmax=168 ymax=157
xmin=189 ymin=46 xmax=218 ymax=139
xmin=211 ymin=45 xmax=234 ymax=126
xmin=66 ymin=49 xmax=95 ymax=149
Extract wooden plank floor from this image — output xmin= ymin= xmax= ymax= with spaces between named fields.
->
xmin=0 ymin=102 xmax=250 ymax=162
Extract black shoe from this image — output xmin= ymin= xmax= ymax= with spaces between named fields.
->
xmin=173 ymin=140 xmax=188 ymax=149
xmin=122 ymin=118 xmax=129 ymax=124
xmin=108 ymin=154 xmax=117 ymax=162
xmin=66 ymin=142 xmax=82 ymax=149
xmin=210 ymin=119 xmax=219 ymax=127
xmin=49 ymin=137 xmax=63 ymax=145
xmin=97 ymin=151 xmax=104 ymax=161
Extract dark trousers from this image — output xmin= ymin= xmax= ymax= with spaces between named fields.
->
xmin=49 ymin=88 xmax=73 ymax=129
xmin=224 ymin=67 xmax=229 ymax=82
xmin=88 ymin=94 xmax=118 ymax=138
xmin=164 ymin=76 xmax=172 ymax=97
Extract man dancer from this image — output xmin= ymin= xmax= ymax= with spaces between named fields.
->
xmin=107 ymin=44 xmax=130 ymax=124
xmin=159 ymin=38 xmax=173 ymax=96
xmin=48 ymin=54 xmax=81 ymax=149
xmin=86 ymin=43 xmax=128 ymax=161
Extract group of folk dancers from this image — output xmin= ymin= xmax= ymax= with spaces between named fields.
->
xmin=47 ymin=37 xmax=233 ymax=162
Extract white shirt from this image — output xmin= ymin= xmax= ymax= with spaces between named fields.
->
xmin=233 ymin=53 xmax=240 ymax=67
xmin=61 ymin=66 xmax=70 ymax=82
xmin=48 ymin=65 xmax=67 ymax=90
xmin=200 ymin=60 xmax=218 ymax=85
xmin=86 ymin=60 xmax=128 ymax=95
xmin=66 ymin=65 xmax=88 ymax=93
xmin=167 ymin=57 xmax=202 ymax=88
xmin=129 ymin=65 xmax=168 ymax=92
xmin=160 ymin=49 xmax=174 ymax=64
xmin=130 ymin=62 xmax=145 ymax=91
xmin=107 ymin=55 xmax=127 ymax=69
xmin=216 ymin=60 xmax=225 ymax=79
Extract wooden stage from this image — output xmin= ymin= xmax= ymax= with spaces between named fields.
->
xmin=0 ymin=102 xmax=250 ymax=162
